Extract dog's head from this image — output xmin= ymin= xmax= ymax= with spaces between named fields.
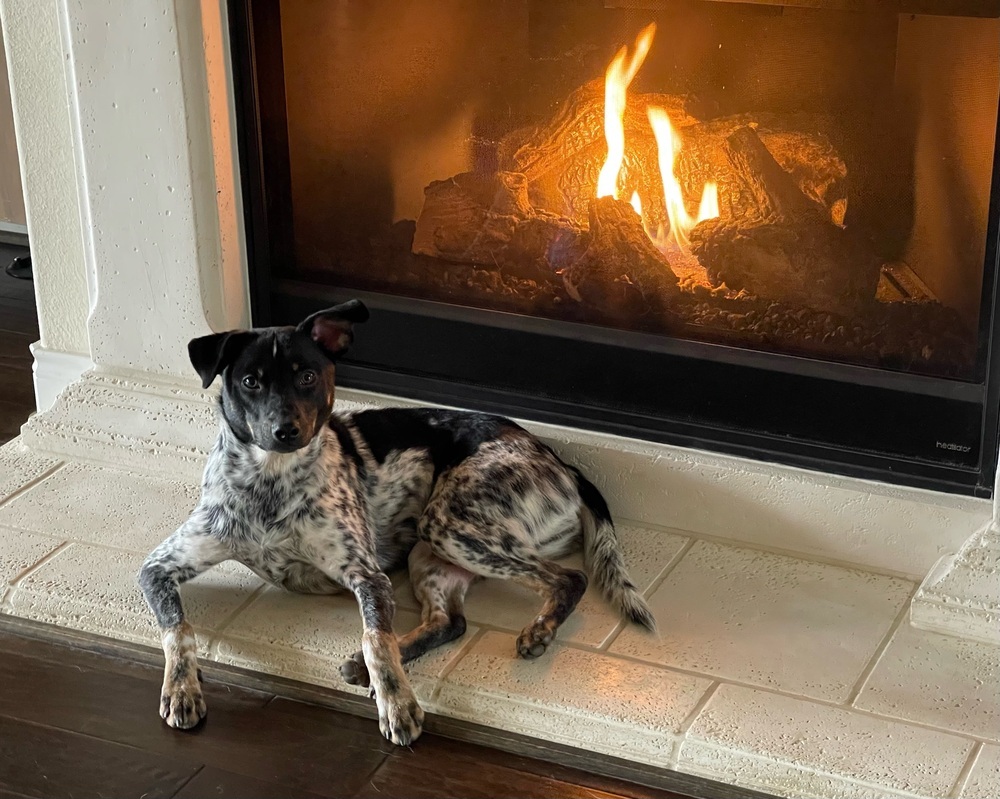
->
xmin=188 ymin=300 xmax=369 ymax=453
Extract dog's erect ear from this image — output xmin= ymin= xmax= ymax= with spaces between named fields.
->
xmin=296 ymin=300 xmax=370 ymax=360
xmin=188 ymin=331 xmax=256 ymax=390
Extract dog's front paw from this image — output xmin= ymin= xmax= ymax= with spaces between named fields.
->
xmin=378 ymin=692 xmax=424 ymax=746
xmin=160 ymin=669 xmax=206 ymax=729
xmin=340 ymin=650 xmax=370 ymax=688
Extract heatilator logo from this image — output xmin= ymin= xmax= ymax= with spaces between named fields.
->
xmin=936 ymin=441 xmax=972 ymax=453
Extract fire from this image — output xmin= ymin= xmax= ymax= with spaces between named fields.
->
xmin=629 ymin=191 xmax=642 ymax=217
xmin=647 ymin=106 xmax=719 ymax=249
xmin=596 ymin=23 xmax=656 ymax=200
xmin=596 ymin=25 xmax=719 ymax=252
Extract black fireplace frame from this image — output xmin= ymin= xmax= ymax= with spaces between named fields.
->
xmin=228 ymin=0 xmax=1000 ymax=497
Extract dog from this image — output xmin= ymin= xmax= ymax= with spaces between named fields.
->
xmin=138 ymin=300 xmax=655 ymax=745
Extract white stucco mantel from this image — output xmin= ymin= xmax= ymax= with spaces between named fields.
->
xmin=2 ymin=0 xmax=997 ymax=641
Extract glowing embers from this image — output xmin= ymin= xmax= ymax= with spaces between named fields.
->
xmin=595 ymin=25 xmax=719 ymax=253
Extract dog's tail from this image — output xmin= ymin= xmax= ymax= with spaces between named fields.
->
xmin=572 ymin=468 xmax=656 ymax=633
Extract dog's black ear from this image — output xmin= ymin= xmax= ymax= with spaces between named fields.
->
xmin=188 ymin=331 xmax=256 ymax=389
xmin=296 ymin=300 xmax=369 ymax=360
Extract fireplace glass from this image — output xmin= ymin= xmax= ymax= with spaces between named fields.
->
xmin=272 ymin=0 xmax=998 ymax=380
xmin=232 ymin=0 xmax=1000 ymax=495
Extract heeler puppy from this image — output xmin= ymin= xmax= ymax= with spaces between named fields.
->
xmin=138 ymin=300 xmax=655 ymax=745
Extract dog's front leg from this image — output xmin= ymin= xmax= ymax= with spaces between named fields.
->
xmin=348 ymin=568 xmax=424 ymax=746
xmin=138 ymin=520 xmax=230 ymax=729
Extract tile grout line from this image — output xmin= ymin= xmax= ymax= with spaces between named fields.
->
xmin=426 ymin=627 xmax=488 ymax=703
xmin=3 ymin=540 xmax=74 ymax=599
xmin=950 ymin=741 xmax=983 ymax=799
xmin=0 ymin=527 xmax=176 ymax=558
xmin=619 ymin=514 xmax=925 ymax=583
xmin=845 ymin=582 xmax=920 ymax=707
xmin=599 ymin=536 xmax=697 ymax=653
xmin=0 ymin=461 xmax=67 ymax=509
xmin=204 ymin=584 xmax=269 ymax=659
xmin=550 ymin=635 xmax=997 ymax=746
xmin=669 ymin=681 xmax=720 ymax=770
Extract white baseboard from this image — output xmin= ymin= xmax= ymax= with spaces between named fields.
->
xmin=29 ymin=344 xmax=94 ymax=412
xmin=0 ymin=221 xmax=28 ymax=235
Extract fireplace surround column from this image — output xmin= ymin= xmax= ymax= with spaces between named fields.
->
xmin=3 ymin=0 xmax=248 ymax=477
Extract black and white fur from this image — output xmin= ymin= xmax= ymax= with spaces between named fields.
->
xmin=138 ymin=300 xmax=655 ymax=745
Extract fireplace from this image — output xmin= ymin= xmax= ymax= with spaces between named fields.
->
xmin=229 ymin=0 xmax=1000 ymax=496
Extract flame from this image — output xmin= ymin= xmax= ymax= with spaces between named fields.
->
xmin=647 ymin=106 xmax=719 ymax=249
xmin=629 ymin=191 xmax=642 ymax=217
xmin=596 ymin=23 xmax=656 ymax=200
xmin=594 ymin=24 xmax=718 ymax=254
xmin=698 ymin=182 xmax=720 ymax=222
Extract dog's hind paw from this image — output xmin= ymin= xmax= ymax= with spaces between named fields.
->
xmin=378 ymin=693 xmax=424 ymax=746
xmin=516 ymin=620 xmax=555 ymax=659
xmin=340 ymin=650 xmax=371 ymax=688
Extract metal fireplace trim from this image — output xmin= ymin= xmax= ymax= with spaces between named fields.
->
xmin=228 ymin=0 xmax=1000 ymax=497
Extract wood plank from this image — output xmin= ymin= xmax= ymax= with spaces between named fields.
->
xmin=0 ymin=399 xmax=30 ymax=444
xmin=0 ymin=296 xmax=37 ymax=337
xmin=0 ymin=329 xmax=32 ymax=368
xmin=173 ymin=767 xmax=330 ymax=799
xmin=0 ymin=364 xmax=35 ymax=407
xmin=360 ymin=732 xmax=684 ymax=799
xmin=0 ymin=716 xmax=199 ymax=799
xmin=0 ymin=647 xmax=391 ymax=799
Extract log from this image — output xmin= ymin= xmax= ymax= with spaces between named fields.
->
xmin=721 ymin=125 xmax=827 ymax=224
xmin=674 ymin=114 xmax=848 ymax=226
xmin=498 ymin=80 xmax=848 ymax=228
xmin=562 ymin=196 xmax=679 ymax=318
xmin=690 ymin=127 xmax=878 ymax=314
xmin=411 ymin=171 xmax=587 ymax=281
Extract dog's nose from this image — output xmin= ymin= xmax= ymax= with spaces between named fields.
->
xmin=273 ymin=423 xmax=300 ymax=444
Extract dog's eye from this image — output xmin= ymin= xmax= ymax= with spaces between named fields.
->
xmin=242 ymin=375 xmax=260 ymax=390
xmin=298 ymin=370 xmax=317 ymax=387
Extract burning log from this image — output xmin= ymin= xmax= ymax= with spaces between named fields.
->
xmin=562 ymin=196 xmax=679 ymax=318
xmin=498 ymin=80 xmax=848 ymax=229
xmin=411 ymin=171 xmax=587 ymax=282
xmin=690 ymin=127 xmax=879 ymax=315
xmin=674 ymin=114 xmax=848 ymax=226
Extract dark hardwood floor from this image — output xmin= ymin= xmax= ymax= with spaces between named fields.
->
xmin=0 ymin=242 xmax=35 ymax=445
xmin=0 ymin=625 xmax=695 ymax=799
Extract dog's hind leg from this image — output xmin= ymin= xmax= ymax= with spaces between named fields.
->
xmin=341 ymin=541 xmax=475 ymax=688
xmin=422 ymin=514 xmax=588 ymax=660
xmin=138 ymin=521 xmax=231 ymax=729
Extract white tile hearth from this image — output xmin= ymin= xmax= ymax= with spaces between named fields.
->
xmin=0 ymin=441 xmax=61 ymax=498
xmin=215 ymin=587 xmax=477 ymax=701
xmin=855 ymin=619 xmax=1000 ymax=742
xmin=435 ymin=630 xmax=710 ymax=765
xmin=0 ymin=443 xmax=993 ymax=799
xmin=680 ymin=685 xmax=973 ymax=799
xmin=963 ymin=745 xmax=1000 ymax=799
xmin=6 ymin=543 xmax=263 ymax=649
xmin=610 ymin=539 xmax=914 ymax=702
xmin=0 ymin=460 xmax=199 ymax=553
